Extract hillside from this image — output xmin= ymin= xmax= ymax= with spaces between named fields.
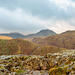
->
xmin=32 ymin=30 xmax=75 ymax=49
xmin=32 ymin=45 xmax=65 ymax=56
xmin=0 ymin=30 xmax=75 ymax=55
xmin=0 ymin=39 xmax=65 ymax=55
xmin=0 ymin=36 xmax=13 ymax=40
xmin=0 ymin=39 xmax=38 ymax=55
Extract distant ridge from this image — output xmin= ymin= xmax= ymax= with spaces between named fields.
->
xmin=0 ymin=29 xmax=57 ymax=38
xmin=61 ymin=30 xmax=75 ymax=34
xmin=0 ymin=33 xmax=25 ymax=39
xmin=25 ymin=29 xmax=57 ymax=38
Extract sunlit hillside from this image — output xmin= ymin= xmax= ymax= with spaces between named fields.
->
xmin=0 ymin=36 xmax=13 ymax=40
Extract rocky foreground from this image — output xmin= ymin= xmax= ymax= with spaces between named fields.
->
xmin=0 ymin=50 xmax=75 ymax=75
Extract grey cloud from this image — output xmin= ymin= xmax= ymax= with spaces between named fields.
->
xmin=0 ymin=7 xmax=46 ymax=33
xmin=71 ymin=0 xmax=75 ymax=2
xmin=0 ymin=0 xmax=75 ymax=33
xmin=0 ymin=0 xmax=73 ymax=20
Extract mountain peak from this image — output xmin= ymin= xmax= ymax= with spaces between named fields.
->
xmin=38 ymin=29 xmax=56 ymax=33
xmin=36 ymin=29 xmax=56 ymax=36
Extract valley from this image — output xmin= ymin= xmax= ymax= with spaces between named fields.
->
xmin=0 ymin=29 xmax=75 ymax=75
xmin=0 ymin=0 xmax=75 ymax=74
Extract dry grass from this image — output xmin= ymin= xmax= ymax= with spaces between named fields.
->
xmin=0 ymin=36 xmax=13 ymax=40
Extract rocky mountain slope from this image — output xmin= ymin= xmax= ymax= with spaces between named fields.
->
xmin=0 ymin=50 xmax=75 ymax=75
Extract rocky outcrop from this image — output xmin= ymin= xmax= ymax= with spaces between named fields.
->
xmin=0 ymin=50 xmax=75 ymax=75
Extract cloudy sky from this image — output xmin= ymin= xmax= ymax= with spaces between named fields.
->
xmin=0 ymin=0 xmax=75 ymax=34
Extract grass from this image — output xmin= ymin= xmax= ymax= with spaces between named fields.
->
xmin=16 ymin=70 xmax=27 ymax=74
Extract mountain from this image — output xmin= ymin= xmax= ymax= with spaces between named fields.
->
xmin=0 ymin=35 xmax=13 ymax=40
xmin=0 ymin=33 xmax=25 ymax=38
xmin=0 ymin=29 xmax=57 ymax=39
xmin=61 ymin=30 xmax=75 ymax=34
xmin=32 ymin=30 xmax=75 ymax=49
xmin=25 ymin=29 xmax=57 ymax=38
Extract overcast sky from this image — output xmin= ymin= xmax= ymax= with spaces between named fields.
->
xmin=0 ymin=0 xmax=75 ymax=34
